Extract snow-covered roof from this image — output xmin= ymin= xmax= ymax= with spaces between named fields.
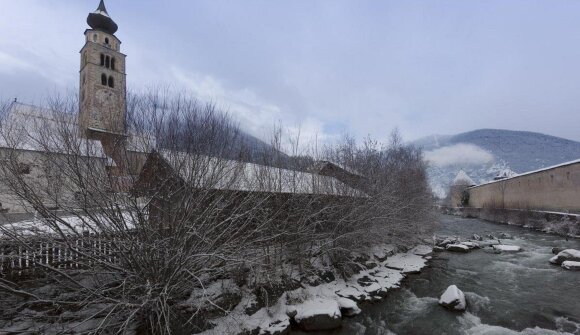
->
xmin=494 ymin=168 xmax=518 ymax=180
xmin=1 ymin=102 xmax=106 ymax=157
xmin=453 ymin=170 xmax=475 ymax=186
xmin=470 ymin=158 xmax=580 ymax=189
xmin=311 ymin=160 xmax=365 ymax=177
xmin=157 ymin=150 xmax=365 ymax=196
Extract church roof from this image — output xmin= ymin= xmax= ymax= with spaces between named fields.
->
xmin=87 ymin=0 xmax=118 ymax=35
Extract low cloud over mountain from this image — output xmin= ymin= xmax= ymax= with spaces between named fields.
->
xmin=415 ymin=129 xmax=580 ymax=198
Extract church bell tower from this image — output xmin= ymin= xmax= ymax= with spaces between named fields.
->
xmin=79 ymin=0 xmax=127 ymax=138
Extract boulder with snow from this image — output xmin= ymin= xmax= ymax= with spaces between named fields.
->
xmin=363 ymin=282 xmax=388 ymax=298
xmin=446 ymin=244 xmax=470 ymax=253
xmin=437 ymin=238 xmax=458 ymax=248
xmin=289 ymin=299 xmax=342 ymax=331
xmin=433 ymin=246 xmax=446 ymax=252
xmin=460 ymin=241 xmax=480 ymax=249
xmin=439 ymin=285 xmax=466 ymax=311
xmin=384 ymin=252 xmax=427 ymax=273
xmin=472 ymin=234 xmax=483 ymax=241
xmin=561 ymin=261 xmax=580 ymax=271
xmin=371 ymin=244 xmax=397 ymax=261
xmin=335 ymin=286 xmax=366 ymax=302
xmin=492 ymin=245 xmax=522 ymax=252
xmin=550 ymin=249 xmax=580 ymax=265
xmin=336 ymin=298 xmax=361 ymax=317
xmin=411 ymin=245 xmax=433 ymax=257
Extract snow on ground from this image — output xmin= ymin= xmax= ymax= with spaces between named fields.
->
xmin=384 ymin=250 xmax=429 ymax=273
xmin=196 ymin=289 xmax=290 ymax=335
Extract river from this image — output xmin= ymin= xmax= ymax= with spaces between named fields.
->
xmin=294 ymin=214 xmax=580 ymax=335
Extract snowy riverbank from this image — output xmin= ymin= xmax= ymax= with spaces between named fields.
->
xmin=191 ymin=244 xmax=433 ymax=334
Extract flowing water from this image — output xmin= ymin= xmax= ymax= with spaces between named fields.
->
xmin=295 ymin=214 xmax=580 ymax=335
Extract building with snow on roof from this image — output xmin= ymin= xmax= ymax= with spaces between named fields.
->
xmin=466 ymin=159 xmax=580 ymax=213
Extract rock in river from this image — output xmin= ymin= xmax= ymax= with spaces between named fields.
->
xmin=461 ymin=241 xmax=480 ymax=249
xmin=549 ymin=249 xmax=580 ymax=265
xmin=561 ymin=261 xmax=580 ymax=271
xmin=446 ymin=244 xmax=470 ymax=253
xmin=336 ymin=297 xmax=361 ymax=317
xmin=439 ymin=285 xmax=467 ymax=311
xmin=492 ymin=245 xmax=522 ymax=252
xmin=472 ymin=234 xmax=483 ymax=241
xmin=289 ymin=298 xmax=342 ymax=331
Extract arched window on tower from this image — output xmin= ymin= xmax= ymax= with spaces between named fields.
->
xmin=111 ymin=58 xmax=116 ymax=71
xmin=105 ymin=37 xmax=109 ymax=45
xmin=108 ymin=76 xmax=114 ymax=88
xmin=100 ymin=54 xmax=105 ymax=66
xmin=101 ymin=73 xmax=107 ymax=86
xmin=105 ymin=56 xmax=110 ymax=69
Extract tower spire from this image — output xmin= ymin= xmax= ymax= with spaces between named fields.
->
xmin=96 ymin=0 xmax=108 ymax=14
xmin=87 ymin=0 xmax=118 ymax=34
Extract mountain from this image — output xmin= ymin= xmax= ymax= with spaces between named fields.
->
xmin=414 ymin=129 xmax=580 ymax=198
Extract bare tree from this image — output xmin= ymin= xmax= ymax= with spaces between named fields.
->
xmin=0 ymin=92 xmax=434 ymax=334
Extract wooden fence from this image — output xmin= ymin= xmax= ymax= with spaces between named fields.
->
xmin=0 ymin=232 xmax=122 ymax=279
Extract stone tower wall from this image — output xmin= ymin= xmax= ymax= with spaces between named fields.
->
xmin=79 ymin=29 xmax=127 ymax=137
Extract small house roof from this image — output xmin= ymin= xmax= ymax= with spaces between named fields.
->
xmin=453 ymin=170 xmax=476 ymax=186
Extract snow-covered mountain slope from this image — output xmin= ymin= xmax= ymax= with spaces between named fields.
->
xmin=415 ymin=129 xmax=580 ymax=198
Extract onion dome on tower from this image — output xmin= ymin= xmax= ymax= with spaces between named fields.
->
xmin=87 ymin=0 xmax=118 ymax=35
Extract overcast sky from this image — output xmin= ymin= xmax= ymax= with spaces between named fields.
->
xmin=1 ymin=0 xmax=580 ymax=144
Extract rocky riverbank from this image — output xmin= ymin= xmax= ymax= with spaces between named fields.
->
xmin=441 ymin=206 xmax=580 ymax=239
xmin=192 ymin=244 xmax=433 ymax=334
